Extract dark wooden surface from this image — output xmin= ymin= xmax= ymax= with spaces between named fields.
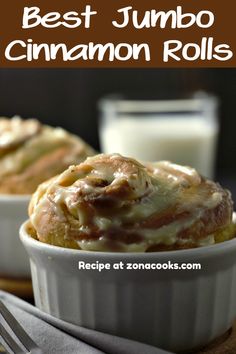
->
xmin=195 ymin=324 xmax=236 ymax=354
xmin=0 ymin=277 xmax=33 ymax=300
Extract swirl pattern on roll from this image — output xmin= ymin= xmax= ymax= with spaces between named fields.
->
xmin=29 ymin=153 xmax=235 ymax=252
xmin=0 ymin=117 xmax=95 ymax=194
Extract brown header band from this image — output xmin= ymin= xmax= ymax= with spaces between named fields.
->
xmin=0 ymin=0 xmax=235 ymax=67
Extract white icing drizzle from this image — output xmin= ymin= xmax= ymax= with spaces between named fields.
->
xmin=30 ymin=154 xmax=230 ymax=252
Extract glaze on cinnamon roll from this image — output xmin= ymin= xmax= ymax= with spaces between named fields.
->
xmin=29 ymin=153 xmax=235 ymax=252
xmin=0 ymin=116 xmax=95 ymax=194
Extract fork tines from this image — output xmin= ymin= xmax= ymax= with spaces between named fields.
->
xmin=0 ymin=299 xmax=42 ymax=354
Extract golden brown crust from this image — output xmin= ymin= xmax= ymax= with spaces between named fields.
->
xmin=29 ymin=154 xmax=234 ymax=252
xmin=0 ymin=144 xmax=94 ymax=194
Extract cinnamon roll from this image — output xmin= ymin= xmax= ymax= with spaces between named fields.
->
xmin=0 ymin=116 xmax=95 ymax=194
xmin=29 ymin=153 xmax=235 ymax=252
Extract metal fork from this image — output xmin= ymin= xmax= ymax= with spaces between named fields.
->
xmin=0 ymin=300 xmax=42 ymax=354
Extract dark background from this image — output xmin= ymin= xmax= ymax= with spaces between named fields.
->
xmin=0 ymin=68 xmax=235 ymax=185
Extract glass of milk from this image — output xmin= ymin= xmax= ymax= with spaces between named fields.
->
xmin=98 ymin=93 xmax=219 ymax=178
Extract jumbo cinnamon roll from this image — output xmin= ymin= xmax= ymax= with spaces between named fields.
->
xmin=28 ymin=153 xmax=235 ymax=252
xmin=0 ymin=116 xmax=95 ymax=194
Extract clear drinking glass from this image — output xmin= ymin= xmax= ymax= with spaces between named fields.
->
xmin=98 ymin=92 xmax=219 ymax=178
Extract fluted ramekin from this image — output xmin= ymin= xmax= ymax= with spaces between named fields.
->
xmin=0 ymin=195 xmax=31 ymax=278
xmin=20 ymin=217 xmax=236 ymax=352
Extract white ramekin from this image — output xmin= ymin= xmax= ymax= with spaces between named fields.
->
xmin=0 ymin=195 xmax=31 ymax=278
xmin=20 ymin=217 xmax=236 ymax=353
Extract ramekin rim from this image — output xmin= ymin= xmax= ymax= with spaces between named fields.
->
xmin=20 ymin=217 xmax=236 ymax=260
xmin=0 ymin=194 xmax=31 ymax=202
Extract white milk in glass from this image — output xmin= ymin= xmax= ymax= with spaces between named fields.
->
xmin=100 ymin=116 xmax=218 ymax=178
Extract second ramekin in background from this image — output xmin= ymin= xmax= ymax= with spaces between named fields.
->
xmin=0 ymin=195 xmax=31 ymax=278
xmin=20 ymin=216 xmax=236 ymax=353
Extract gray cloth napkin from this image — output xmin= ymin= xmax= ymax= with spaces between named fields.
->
xmin=0 ymin=291 xmax=172 ymax=354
